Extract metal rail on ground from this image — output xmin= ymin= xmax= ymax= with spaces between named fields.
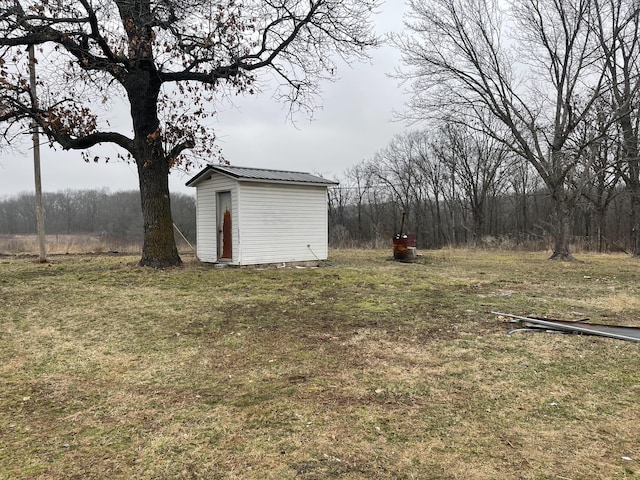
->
xmin=492 ymin=312 xmax=640 ymax=343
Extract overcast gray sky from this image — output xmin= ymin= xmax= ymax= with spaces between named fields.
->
xmin=0 ymin=0 xmax=408 ymax=198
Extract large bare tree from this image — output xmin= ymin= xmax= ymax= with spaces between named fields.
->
xmin=395 ymin=0 xmax=606 ymax=259
xmin=0 ymin=0 xmax=378 ymax=267
xmin=593 ymin=0 xmax=640 ymax=255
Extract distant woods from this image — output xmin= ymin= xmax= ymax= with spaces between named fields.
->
xmin=0 ymin=190 xmax=195 ymax=244
xmin=0 ymin=146 xmax=634 ymax=253
xmin=330 ymin=0 xmax=640 ymax=255
xmin=328 ymin=129 xmax=631 ymax=253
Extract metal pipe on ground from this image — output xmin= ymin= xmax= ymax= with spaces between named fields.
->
xmin=492 ymin=312 xmax=640 ymax=343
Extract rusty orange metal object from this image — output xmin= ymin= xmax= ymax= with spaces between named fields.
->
xmin=392 ymin=233 xmax=417 ymax=260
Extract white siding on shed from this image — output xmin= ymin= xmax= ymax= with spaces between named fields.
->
xmin=237 ymin=182 xmax=328 ymax=265
xmin=189 ymin=165 xmax=334 ymax=266
xmin=195 ymin=175 xmax=239 ymax=263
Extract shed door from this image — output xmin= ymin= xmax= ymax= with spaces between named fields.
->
xmin=217 ymin=191 xmax=232 ymax=260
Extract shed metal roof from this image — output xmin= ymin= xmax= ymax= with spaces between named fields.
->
xmin=186 ymin=164 xmax=338 ymax=187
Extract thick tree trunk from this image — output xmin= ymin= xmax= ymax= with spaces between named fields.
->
xmin=595 ymin=207 xmax=605 ymax=253
xmin=137 ymin=158 xmax=181 ymax=267
xmin=630 ymin=187 xmax=640 ymax=257
xmin=617 ymin=107 xmax=640 ymax=257
xmin=548 ymin=189 xmax=575 ymax=261
xmin=471 ymin=203 xmax=484 ymax=248
xmin=125 ymin=62 xmax=181 ymax=267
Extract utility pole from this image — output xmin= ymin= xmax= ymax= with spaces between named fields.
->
xmin=28 ymin=44 xmax=46 ymax=263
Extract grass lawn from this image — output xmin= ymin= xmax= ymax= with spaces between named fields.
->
xmin=1 ymin=248 xmax=640 ymax=479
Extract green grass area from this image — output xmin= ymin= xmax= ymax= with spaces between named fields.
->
xmin=1 ymin=249 xmax=640 ymax=479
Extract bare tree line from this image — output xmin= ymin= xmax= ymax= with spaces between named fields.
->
xmin=367 ymin=0 xmax=640 ymax=259
xmin=0 ymin=190 xmax=196 ymax=243
xmin=326 ymin=0 xmax=640 ymax=257
xmin=6 ymin=0 xmax=640 ymax=257
xmin=328 ymin=125 xmax=631 ymax=253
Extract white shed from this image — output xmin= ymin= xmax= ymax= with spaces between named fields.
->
xmin=185 ymin=164 xmax=338 ymax=266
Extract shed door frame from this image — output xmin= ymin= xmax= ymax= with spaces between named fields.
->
xmin=217 ymin=191 xmax=232 ymax=261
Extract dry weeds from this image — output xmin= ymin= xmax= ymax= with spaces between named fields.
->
xmin=1 ymin=249 xmax=640 ymax=479
xmin=0 ymin=234 xmax=194 ymax=256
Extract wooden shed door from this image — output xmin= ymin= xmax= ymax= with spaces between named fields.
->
xmin=217 ymin=191 xmax=232 ymax=260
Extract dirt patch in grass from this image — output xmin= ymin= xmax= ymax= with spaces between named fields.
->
xmin=1 ymin=249 xmax=640 ymax=479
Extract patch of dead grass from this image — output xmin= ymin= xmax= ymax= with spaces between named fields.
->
xmin=0 ymin=233 xmax=194 ymax=256
xmin=1 ymin=250 xmax=640 ymax=479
